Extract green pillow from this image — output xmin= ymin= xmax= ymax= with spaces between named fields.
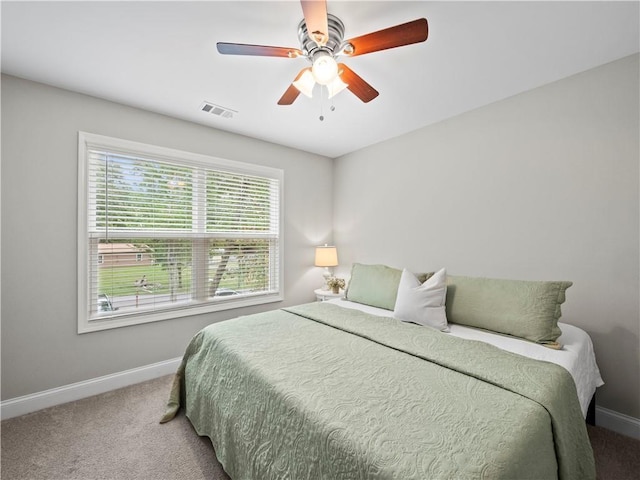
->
xmin=346 ymin=263 xmax=402 ymax=310
xmin=445 ymin=275 xmax=572 ymax=346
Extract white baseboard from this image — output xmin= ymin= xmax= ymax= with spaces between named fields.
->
xmin=0 ymin=357 xmax=182 ymax=420
xmin=596 ymin=406 xmax=640 ymax=440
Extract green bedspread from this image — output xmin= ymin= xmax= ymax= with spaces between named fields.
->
xmin=162 ymin=302 xmax=595 ymax=480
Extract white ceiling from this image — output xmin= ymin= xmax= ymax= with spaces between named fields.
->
xmin=2 ymin=1 xmax=639 ymax=158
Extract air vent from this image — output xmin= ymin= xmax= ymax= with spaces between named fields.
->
xmin=200 ymin=102 xmax=236 ymax=119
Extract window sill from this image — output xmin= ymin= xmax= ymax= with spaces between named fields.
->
xmin=78 ymin=293 xmax=283 ymax=334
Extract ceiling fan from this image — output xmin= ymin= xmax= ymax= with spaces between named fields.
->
xmin=216 ymin=0 xmax=428 ymax=105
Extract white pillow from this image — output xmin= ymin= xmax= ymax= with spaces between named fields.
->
xmin=393 ymin=268 xmax=450 ymax=332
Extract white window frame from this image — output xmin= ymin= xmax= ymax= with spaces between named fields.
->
xmin=77 ymin=132 xmax=284 ymax=333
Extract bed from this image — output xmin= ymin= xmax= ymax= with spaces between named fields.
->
xmin=162 ymin=265 xmax=603 ymax=480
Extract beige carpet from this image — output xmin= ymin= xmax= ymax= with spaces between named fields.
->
xmin=1 ymin=375 xmax=229 ymax=480
xmin=2 ymin=374 xmax=639 ymax=479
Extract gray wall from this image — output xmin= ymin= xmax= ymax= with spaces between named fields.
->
xmin=1 ymin=75 xmax=333 ymax=400
xmin=3 ymin=54 xmax=639 ymax=420
xmin=333 ymin=54 xmax=640 ymax=419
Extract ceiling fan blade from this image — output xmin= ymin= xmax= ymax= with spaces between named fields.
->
xmin=217 ymin=42 xmax=303 ymax=58
xmin=338 ymin=64 xmax=379 ymax=103
xmin=342 ymin=18 xmax=428 ymax=57
xmin=277 ymin=68 xmax=311 ymax=105
xmin=278 ymin=84 xmax=301 ymax=106
xmin=300 ymin=0 xmax=329 ymax=46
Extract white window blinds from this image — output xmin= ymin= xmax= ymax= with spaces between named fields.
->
xmin=78 ymin=132 xmax=283 ymax=333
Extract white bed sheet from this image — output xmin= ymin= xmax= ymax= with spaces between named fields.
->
xmin=325 ymin=298 xmax=604 ymax=417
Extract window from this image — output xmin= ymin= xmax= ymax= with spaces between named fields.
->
xmin=78 ymin=132 xmax=283 ymax=333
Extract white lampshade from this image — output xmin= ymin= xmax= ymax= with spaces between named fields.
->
xmin=326 ymin=76 xmax=348 ymax=99
xmin=314 ymin=245 xmax=338 ymax=267
xmin=292 ymin=70 xmax=315 ymax=98
xmin=311 ymin=53 xmax=338 ymax=85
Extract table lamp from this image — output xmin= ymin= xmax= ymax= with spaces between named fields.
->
xmin=315 ymin=244 xmax=338 ymax=290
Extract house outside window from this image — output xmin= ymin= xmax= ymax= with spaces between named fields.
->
xmin=77 ymin=132 xmax=283 ymax=333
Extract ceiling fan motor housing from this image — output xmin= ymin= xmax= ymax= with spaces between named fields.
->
xmin=298 ymin=13 xmax=346 ymax=58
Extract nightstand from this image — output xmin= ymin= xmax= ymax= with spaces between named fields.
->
xmin=314 ymin=288 xmax=344 ymax=302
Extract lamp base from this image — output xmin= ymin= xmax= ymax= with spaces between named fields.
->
xmin=321 ymin=268 xmax=332 ymax=290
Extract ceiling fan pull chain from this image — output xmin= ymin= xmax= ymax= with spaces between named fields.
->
xmin=319 ymin=86 xmax=325 ymax=121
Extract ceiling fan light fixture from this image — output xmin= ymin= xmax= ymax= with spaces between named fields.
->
xmin=311 ymin=52 xmax=338 ymax=85
xmin=293 ymin=69 xmax=315 ymax=98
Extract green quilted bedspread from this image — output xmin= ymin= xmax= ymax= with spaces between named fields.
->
xmin=162 ymin=302 xmax=595 ymax=480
